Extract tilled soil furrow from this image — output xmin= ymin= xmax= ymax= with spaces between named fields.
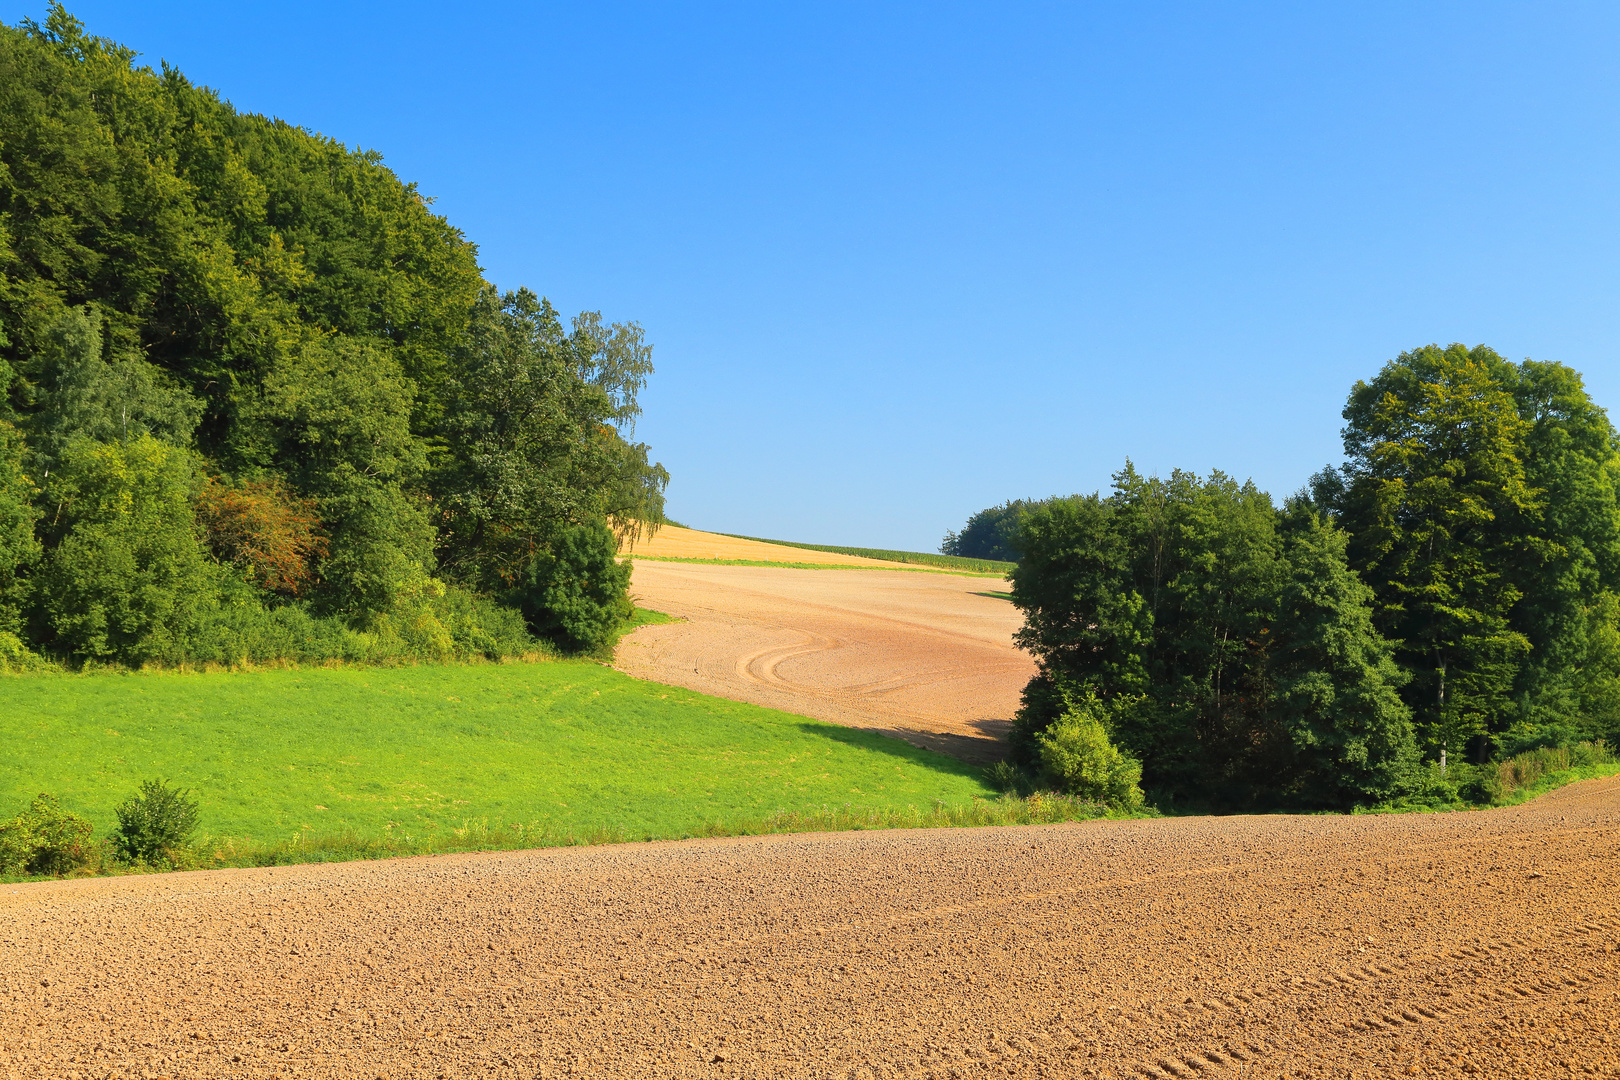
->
xmin=3 ymin=775 xmax=1618 ymax=1079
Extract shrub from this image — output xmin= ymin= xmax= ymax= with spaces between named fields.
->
xmin=0 ymin=793 xmax=97 ymax=876
xmin=1035 ymin=690 xmax=1145 ymax=810
xmin=113 ymin=778 xmax=200 ymax=864
xmin=194 ymin=476 xmax=327 ymax=596
xmin=985 ymin=760 xmax=1022 ymax=793
xmin=516 ymin=519 xmax=632 ymax=652
xmin=0 ymin=629 xmax=50 ymax=672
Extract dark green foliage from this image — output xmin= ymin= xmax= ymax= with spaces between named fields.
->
xmin=1313 ymin=345 xmax=1620 ymax=759
xmin=0 ymin=792 xmax=96 ymax=876
xmin=515 ymin=519 xmax=633 ymax=653
xmin=1011 ymin=465 xmax=1418 ymax=809
xmin=0 ymin=421 xmax=40 ymax=636
xmin=0 ymin=7 xmax=663 ymax=665
xmin=941 ymin=498 xmax=1048 ymax=562
xmin=1003 ymin=342 xmax=1620 ymax=807
xmin=23 ymin=306 xmax=202 ymax=475
xmin=434 ymin=287 xmax=666 ymax=589
xmin=112 ymin=778 xmax=198 ymax=864
xmin=1267 ymin=510 xmax=1420 ymax=805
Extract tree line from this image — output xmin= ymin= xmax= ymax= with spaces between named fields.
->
xmin=0 ymin=7 xmax=666 ymax=667
xmin=956 ymin=346 xmax=1620 ymax=809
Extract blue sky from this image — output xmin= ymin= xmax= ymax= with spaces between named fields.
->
xmin=27 ymin=2 xmax=1620 ymax=550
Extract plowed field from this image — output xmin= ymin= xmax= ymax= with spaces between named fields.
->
xmin=617 ymin=561 xmax=1034 ymax=763
xmin=4 ymin=776 xmax=1617 ymax=1079
xmin=621 ymin=526 xmax=917 ymax=567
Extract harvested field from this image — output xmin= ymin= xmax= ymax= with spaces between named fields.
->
xmin=618 ymin=560 xmax=1035 ymax=763
xmin=622 ymin=526 xmax=916 ymax=567
xmin=5 ymin=777 xmax=1618 ymax=1079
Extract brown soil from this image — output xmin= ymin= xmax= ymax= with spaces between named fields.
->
xmin=617 ymin=561 xmax=1035 ymax=763
xmin=620 ymin=526 xmax=916 ymax=568
xmin=5 ymin=776 xmax=1617 ymax=1079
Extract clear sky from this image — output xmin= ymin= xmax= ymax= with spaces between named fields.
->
xmin=23 ymin=2 xmax=1620 ymax=551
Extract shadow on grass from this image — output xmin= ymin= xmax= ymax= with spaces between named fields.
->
xmin=792 ymin=721 xmax=994 ymax=778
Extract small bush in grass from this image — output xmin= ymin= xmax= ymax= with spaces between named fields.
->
xmin=1035 ymin=690 xmax=1145 ymax=810
xmin=0 ymin=794 xmax=97 ymax=876
xmin=985 ymin=760 xmax=1022 ymax=793
xmin=113 ymin=779 xmax=200 ymax=865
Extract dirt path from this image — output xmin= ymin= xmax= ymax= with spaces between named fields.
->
xmin=4 ymin=776 xmax=1617 ymax=1079
xmin=617 ymin=561 xmax=1035 ymax=762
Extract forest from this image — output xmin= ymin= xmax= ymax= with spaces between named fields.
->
xmin=966 ymin=346 xmax=1620 ymax=809
xmin=0 ymin=7 xmax=667 ymax=668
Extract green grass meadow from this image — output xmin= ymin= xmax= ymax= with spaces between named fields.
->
xmin=0 ymin=659 xmax=1007 ymax=856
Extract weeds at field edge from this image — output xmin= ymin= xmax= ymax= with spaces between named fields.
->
xmin=0 ymin=794 xmax=1135 ymax=883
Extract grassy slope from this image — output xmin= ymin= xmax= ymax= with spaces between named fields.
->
xmin=715 ymin=534 xmax=1015 ymax=575
xmin=0 ymin=660 xmax=1000 ymax=847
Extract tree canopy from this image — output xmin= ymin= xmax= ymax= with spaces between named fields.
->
xmin=1010 ymin=468 xmax=1416 ymax=810
xmin=0 ymin=5 xmax=666 ymax=664
xmin=1312 ymin=345 xmax=1620 ymax=759
xmin=1006 ymin=344 xmax=1620 ymax=808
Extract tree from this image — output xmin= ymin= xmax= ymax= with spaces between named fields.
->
xmin=261 ymin=336 xmax=435 ymax=619
xmin=1011 ymin=464 xmax=1416 ymax=809
xmin=0 ymin=420 xmax=41 ymax=635
xmin=0 ymin=8 xmax=667 ymax=665
xmin=1315 ymin=344 xmax=1620 ymax=758
xmin=24 ymin=305 xmax=202 ymax=479
xmin=39 ymin=435 xmax=214 ymax=663
xmin=941 ymin=499 xmax=1045 ymax=562
xmin=194 ymin=476 xmax=326 ymax=596
xmin=433 ymin=287 xmax=667 ymax=589
xmin=1267 ymin=508 xmax=1418 ymax=805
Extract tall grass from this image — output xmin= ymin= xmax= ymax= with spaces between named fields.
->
xmin=1490 ymin=740 xmax=1615 ymax=802
xmin=1372 ymin=739 xmax=1619 ymax=812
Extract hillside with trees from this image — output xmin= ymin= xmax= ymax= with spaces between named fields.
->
xmin=999 ymin=347 xmax=1620 ymax=810
xmin=0 ymin=6 xmax=667 ymax=667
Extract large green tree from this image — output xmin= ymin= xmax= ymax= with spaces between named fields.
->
xmin=0 ymin=6 xmax=669 ymax=661
xmin=1315 ymin=344 xmax=1620 ymax=757
xmin=432 ymin=287 xmax=666 ymax=592
xmin=1011 ymin=465 xmax=1415 ymax=809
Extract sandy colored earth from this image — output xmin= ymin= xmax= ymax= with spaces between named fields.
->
xmin=618 ymin=561 xmax=1034 ymax=763
xmin=4 ymin=775 xmax=1617 ymax=1079
xmin=621 ymin=526 xmax=916 ymax=568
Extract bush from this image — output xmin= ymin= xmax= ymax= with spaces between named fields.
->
xmin=113 ymin=778 xmax=199 ymax=865
xmin=985 ymin=760 xmax=1022 ymax=793
xmin=1034 ymin=691 xmax=1145 ymax=810
xmin=516 ymin=520 xmax=632 ymax=652
xmin=0 ymin=793 xmax=96 ymax=876
xmin=0 ymin=629 xmax=49 ymax=672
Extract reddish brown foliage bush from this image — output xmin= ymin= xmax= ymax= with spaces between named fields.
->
xmin=195 ymin=477 xmax=327 ymax=595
